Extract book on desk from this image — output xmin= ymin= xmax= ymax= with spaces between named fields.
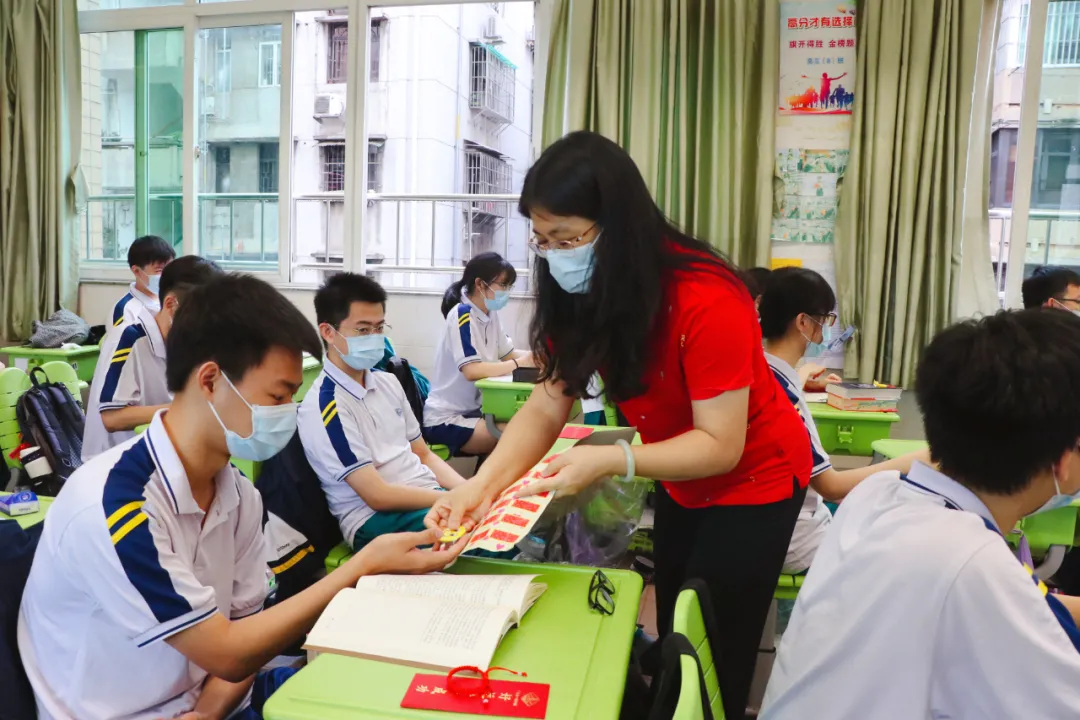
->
xmin=305 ymin=573 xmax=547 ymax=671
xmin=825 ymin=382 xmax=902 ymax=412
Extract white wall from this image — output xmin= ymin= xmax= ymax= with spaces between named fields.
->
xmin=77 ymin=282 xmax=534 ymax=376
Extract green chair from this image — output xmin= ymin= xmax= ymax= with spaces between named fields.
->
xmin=0 ymin=368 xmax=32 ymax=468
xmin=325 ymin=541 xmax=354 ymax=572
xmin=774 ymin=573 xmax=805 ymax=601
xmin=672 ymin=650 xmax=708 ymax=720
xmin=429 ymin=444 xmax=451 ymax=461
xmin=673 ymin=581 xmax=725 ymax=719
xmin=38 ymin=361 xmax=84 ymax=409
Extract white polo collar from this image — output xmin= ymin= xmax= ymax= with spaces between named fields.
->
xmin=905 ymin=461 xmax=1000 ymax=532
xmin=460 ymin=292 xmax=491 ymax=324
xmin=764 ymin=352 xmax=799 ymax=389
xmin=135 ymin=306 xmax=168 ymax=361
xmin=324 ymin=359 xmax=375 ymax=400
xmin=144 ymin=410 xmax=240 ymax=519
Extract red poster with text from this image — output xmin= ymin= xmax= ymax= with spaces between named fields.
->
xmin=401 ymin=674 xmax=550 ymax=718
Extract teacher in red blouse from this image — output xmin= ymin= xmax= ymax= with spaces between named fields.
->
xmin=427 ymin=131 xmax=811 ymax=718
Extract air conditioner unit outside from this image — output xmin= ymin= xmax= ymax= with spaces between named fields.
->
xmin=202 ymin=95 xmax=216 ymax=116
xmin=484 ymin=16 xmax=504 ymax=43
xmin=314 ymin=94 xmax=345 ymax=119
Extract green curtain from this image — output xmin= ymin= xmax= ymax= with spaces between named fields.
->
xmin=0 ymin=0 xmax=81 ymax=342
xmin=834 ymin=0 xmax=987 ymax=385
xmin=542 ymin=0 xmax=778 ymax=267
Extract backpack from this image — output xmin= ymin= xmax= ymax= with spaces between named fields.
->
xmin=0 ymin=520 xmax=44 ymax=720
xmin=384 ymin=356 xmax=426 ymax=425
xmin=255 ymin=430 xmax=343 ymax=604
xmin=16 ymin=367 xmax=84 ymax=493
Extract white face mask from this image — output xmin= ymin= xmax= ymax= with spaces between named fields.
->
xmin=1030 ymin=468 xmax=1080 ymax=516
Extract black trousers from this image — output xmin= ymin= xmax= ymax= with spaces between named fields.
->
xmin=652 ymin=478 xmax=806 ymax=720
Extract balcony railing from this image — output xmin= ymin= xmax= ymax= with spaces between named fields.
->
xmin=989 ymin=206 xmax=1080 ymax=302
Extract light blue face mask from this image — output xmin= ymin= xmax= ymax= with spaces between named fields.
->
xmin=146 ymin=273 xmax=161 ymax=297
xmin=208 ymin=374 xmax=297 ymax=461
xmin=545 ymin=239 xmax=599 ymax=295
xmin=486 ymin=288 xmax=511 ymax=312
xmin=335 ymin=330 xmax=385 ymax=372
xmin=802 ymin=320 xmax=833 ymax=358
xmin=1031 ymin=470 xmax=1080 ymax=516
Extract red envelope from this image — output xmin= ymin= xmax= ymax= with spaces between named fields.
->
xmin=401 ymin=673 xmax=550 ymax=718
xmin=558 ymin=426 xmax=594 ymax=440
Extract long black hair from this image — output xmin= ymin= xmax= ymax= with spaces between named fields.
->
xmin=519 ymin=131 xmax=737 ymax=403
xmin=757 ymin=267 xmax=836 ymax=341
xmin=441 ymin=252 xmax=517 ymax=317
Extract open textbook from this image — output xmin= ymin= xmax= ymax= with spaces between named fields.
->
xmin=305 ymin=573 xmax=547 ymax=670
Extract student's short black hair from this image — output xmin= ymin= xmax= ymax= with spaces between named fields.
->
xmin=1021 ymin=266 xmax=1080 ymax=309
xmin=127 ymin=235 xmax=176 ymax=269
xmin=758 ymin=267 xmax=836 ymax=340
xmin=159 ymin=255 xmax=224 ymax=304
xmin=314 ymin=272 xmax=388 ymax=330
xmin=915 ymin=309 xmax=1080 ymax=495
xmin=741 ymin=267 xmax=771 ymax=300
xmin=166 ymin=274 xmax=323 ymax=392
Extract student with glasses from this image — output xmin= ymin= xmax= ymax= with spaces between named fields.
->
xmin=1021 ymin=265 xmax=1080 ymax=311
xmin=423 ymin=252 xmax=535 ymax=456
xmin=426 ymin=131 xmax=812 ymax=720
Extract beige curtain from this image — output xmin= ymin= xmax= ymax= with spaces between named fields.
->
xmin=0 ymin=0 xmax=81 ymax=342
xmin=542 ymin=0 xmax=778 ymax=267
xmin=834 ymin=0 xmax=989 ymax=385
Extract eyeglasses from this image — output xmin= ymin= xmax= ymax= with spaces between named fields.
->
xmin=812 ymin=313 xmax=838 ymax=327
xmin=1054 ymin=297 xmax=1080 ymax=309
xmin=589 ymin=570 xmax=615 ymax=615
xmin=484 ymin=280 xmax=516 ymax=293
xmin=446 ymin=665 xmax=528 ymax=704
xmin=337 ymin=323 xmax=392 ymax=338
xmin=528 ymin=223 xmax=598 ymax=256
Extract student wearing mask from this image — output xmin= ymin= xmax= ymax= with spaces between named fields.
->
xmin=298 ymin=273 xmax=467 ymax=551
xmin=426 ymin=131 xmax=811 ymax=719
xmin=1022 ymin=265 xmax=1080 ymax=311
xmin=20 ymin=274 xmax=467 ymax=720
xmin=83 ymin=256 xmax=223 ymax=461
xmin=759 ymin=267 xmax=929 ymax=573
xmin=762 ymin=310 xmax=1080 ymax=719
xmin=111 ymin=235 xmax=176 ymax=329
xmin=423 ymin=252 xmax=534 ymax=456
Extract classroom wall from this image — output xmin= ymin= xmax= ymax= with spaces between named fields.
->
xmin=76 ymin=281 xmax=535 ymax=376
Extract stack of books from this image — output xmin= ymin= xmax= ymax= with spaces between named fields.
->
xmin=825 ymin=383 xmax=902 ymax=412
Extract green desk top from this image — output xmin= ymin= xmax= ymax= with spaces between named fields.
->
xmin=807 ymin=402 xmax=900 ymax=423
xmin=1 ymin=345 xmax=100 ymax=357
xmin=475 ymin=377 xmax=536 ymax=393
xmin=264 ymin=558 xmax=644 ymax=720
xmin=0 ymin=493 xmax=53 ymax=528
xmin=870 ymin=439 xmax=928 ymax=459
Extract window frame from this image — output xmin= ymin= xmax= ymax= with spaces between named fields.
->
xmin=258 ymin=39 xmax=282 ymax=87
xmin=77 ymin=0 xmax=551 ymax=289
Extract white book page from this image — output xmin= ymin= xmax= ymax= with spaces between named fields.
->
xmin=356 ymin=573 xmax=538 ymax=614
xmin=305 ymin=590 xmax=513 ymax=670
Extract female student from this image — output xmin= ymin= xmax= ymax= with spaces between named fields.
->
xmin=426 ymin=131 xmax=812 ymax=719
xmin=758 ymin=267 xmax=930 ymax=573
xmin=423 ymin=252 xmax=533 ymax=456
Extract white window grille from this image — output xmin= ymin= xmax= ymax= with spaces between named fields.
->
xmin=321 ymin=144 xmax=346 ymax=192
xmin=259 ymin=41 xmax=281 ymax=87
xmin=327 ymin=23 xmax=348 ymax=84
xmin=469 ymin=42 xmax=515 ymax=124
xmin=1020 ymin=1 xmax=1080 ymax=66
xmin=367 ymin=140 xmax=384 ymax=192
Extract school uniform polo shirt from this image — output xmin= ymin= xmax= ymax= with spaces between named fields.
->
xmin=612 ymin=259 xmax=811 ymax=507
xmin=762 ymin=463 xmax=1080 ymax=719
xmin=766 ymin=352 xmax=832 ymax=572
xmin=110 ymin=282 xmax=160 ymax=329
xmin=297 ymin=362 xmax=440 ymax=542
xmin=424 ymin=299 xmax=515 ymax=427
xmin=82 ymin=305 xmax=172 ymax=461
xmin=18 ymin=412 xmax=271 ymax=720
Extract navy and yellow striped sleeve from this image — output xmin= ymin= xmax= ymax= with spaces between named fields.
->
xmin=297 ymin=376 xmax=373 ymax=484
xmin=449 ymin=303 xmax=480 ymax=368
xmin=71 ymin=440 xmax=217 ymax=647
xmin=112 ymin=293 xmax=134 ymax=327
xmin=770 ymin=367 xmax=831 ymax=475
xmin=99 ymin=324 xmax=147 ymax=409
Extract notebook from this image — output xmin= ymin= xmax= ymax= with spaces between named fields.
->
xmin=305 ymin=573 xmax=547 ymax=671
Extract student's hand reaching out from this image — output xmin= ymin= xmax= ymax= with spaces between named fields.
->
xmin=424 ymin=479 xmax=492 ymax=531
xmin=351 ymin=529 xmax=468 ymax=577
xmin=802 ymin=365 xmax=842 ymax=393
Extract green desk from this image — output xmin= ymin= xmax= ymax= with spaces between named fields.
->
xmin=808 ymin=403 xmax=899 ymax=457
xmin=870 ymin=438 xmax=928 ymax=463
xmin=1 ymin=345 xmax=101 ymax=384
xmin=264 ymin=558 xmax=644 ymax=720
xmin=0 ymin=493 xmax=53 ymax=529
xmin=476 ymin=378 xmax=582 ymax=440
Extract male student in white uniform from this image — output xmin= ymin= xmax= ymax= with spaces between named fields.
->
xmin=757 ymin=267 xmax=928 ymax=573
xmin=298 ymin=273 xmax=467 ymax=551
xmin=762 ymin=309 xmax=1080 ymax=720
xmin=110 ymin=235 xmax=176 ymax=329
xmin=19 ymin=274 xmax=466 ymax=720
xmin=83 ymin=256 xmax=223 ymax=461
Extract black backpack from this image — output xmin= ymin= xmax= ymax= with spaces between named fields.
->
xmin=385 ymin=356 xmax=426 ymax=425
xmin=255 ymin=430 xmax=343 ymax=603
xmin=16 ymin=367 xmax=84 ymax=493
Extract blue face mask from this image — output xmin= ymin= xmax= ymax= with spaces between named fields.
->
xmin=802 ymin=320 xmax=833 ymax=358
xmin=545 ymin=236 xmax=600 ymax=294
xmin=1031 ymin=470 xmax=1080 ymax=516
xmin=208 ymin=374 xmax=297 ymax=461
xmin=146 ymin=273 xmax=161 ymax=297
xmin=486 ymin=288 xmax=510 ymax=312
xmin=335 ymin=331 xmax=385 ymax=372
